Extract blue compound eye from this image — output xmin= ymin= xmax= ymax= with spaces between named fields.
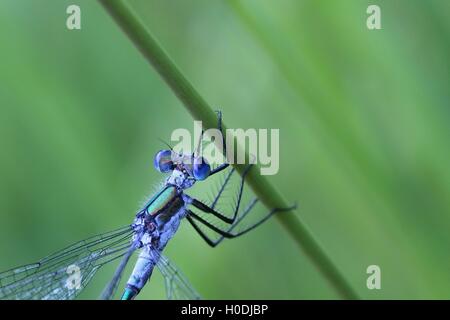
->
xmin=154 ymin=150 xmax=174 ymax=173
xmin=193 ymin=157 xmax=210 ymax=180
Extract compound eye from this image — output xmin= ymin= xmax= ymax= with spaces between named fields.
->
xmin=193 ymin=157 xmax=210 ymax=180
xmin=154 ymin=150 xmax=174 ymax=173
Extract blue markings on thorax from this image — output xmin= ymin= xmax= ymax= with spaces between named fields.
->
xmin=145 ymin=185 xmax=177 ymax=215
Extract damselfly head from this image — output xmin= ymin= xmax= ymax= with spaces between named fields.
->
xmin=154 ymin=149 xmax=210 ymax=182
xmin=178 ymin=154 xmax=210 ymax=181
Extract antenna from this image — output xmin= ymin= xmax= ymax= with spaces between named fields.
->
xmin=157 ymin=138 xmax=173 ymax=151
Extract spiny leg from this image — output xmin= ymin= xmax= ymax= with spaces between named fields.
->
xmin=188 ymin=111 xmax=296 ymax=247
xmin=210 ymin=110 xmax=229 ymax=176
xmin=211 ymin=166 xmax=235 ymax=209
xmin=188 ymin=164 xmax=252 ymax=225
xmin=187 ymin=201 xmax=296 ymax=247
xmin=188 ymin=198 xmax=259 ymax=240
xmin=192 ymin=110 xmax=229 ymax=175
xmin=186 ymin=215 xmax=217 ymax=247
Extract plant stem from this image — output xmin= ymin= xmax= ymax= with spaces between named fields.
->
xmin=99 ymin=0 xmax=359 ymax=299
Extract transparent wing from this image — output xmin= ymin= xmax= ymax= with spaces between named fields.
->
xmin=153 ymin=250 xmax=201 ymax=300
xmin=100 ymin=235 xmax=142 ymax=300
xmin=0 ymin=225 xmax=134 ymax=300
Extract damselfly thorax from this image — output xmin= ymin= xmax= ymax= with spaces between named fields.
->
xmin=124 ymin=185 xmax=189 ymax=300
xmin=132 ymin=183 xmax=188 ymax=248
xmin=142 ymin=185 xmax=185 ymax=225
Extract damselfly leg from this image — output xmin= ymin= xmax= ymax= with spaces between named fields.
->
xmin=187 ymin=166 xmax=295 ymax=247
xmin=187 ymin=111 xmax=296 ymax=247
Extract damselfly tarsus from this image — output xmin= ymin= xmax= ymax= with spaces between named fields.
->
xmin=0 ymin=112 xmax=294 ymax=300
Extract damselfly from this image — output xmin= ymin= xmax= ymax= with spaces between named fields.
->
xmin=0 ymin=112 xmax=294 ymax=300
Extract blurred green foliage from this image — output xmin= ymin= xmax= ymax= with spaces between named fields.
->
xmin=0 ymin=0 xmax=449 ymax=299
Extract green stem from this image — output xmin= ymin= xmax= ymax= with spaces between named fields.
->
xmin=99 ymin=0 xmax=359 ymax=299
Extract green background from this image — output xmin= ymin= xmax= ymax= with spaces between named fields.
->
xmin=0 ymin=0 xmax=449 ymax=299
